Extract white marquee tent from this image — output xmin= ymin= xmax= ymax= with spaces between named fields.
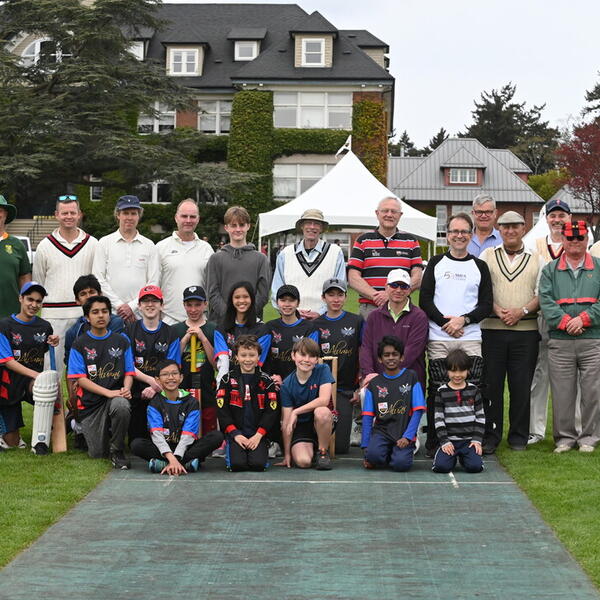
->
xmin=258 ymin=150 xmax=437 ymax=244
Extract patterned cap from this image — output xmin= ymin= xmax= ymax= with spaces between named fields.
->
xmin=562 ymin=221 xmax=588 ymax=237
xmin=138 ymin=285 xmax=163 ymax=301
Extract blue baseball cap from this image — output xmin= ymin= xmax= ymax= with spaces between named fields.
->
xmin=545 ymin=197 xmax=571 ymax=215
xmin=20 ymin=281 xmax=47 ymax=297
xmin=116 ymin=195 xmax=142 ymax=211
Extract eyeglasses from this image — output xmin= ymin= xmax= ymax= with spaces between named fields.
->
xmin=473 ymin=210 xmax=494 ymax=217
xmin=378 ymin=209 xmax=401 ymax=215
xmin=58 ymin=195 xmax=78 ymax=202
xmin=159 ymin=371 xmax=180 ymax=379
xmin=565 ymin=235 xmax=586 ymax=241
xmin=448 ymin=229 xmax=472 ymax=236
xmin=388 ymin=281 xmax=411 ymax=289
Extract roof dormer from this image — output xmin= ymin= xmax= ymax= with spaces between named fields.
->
xmin=227 ymin=27 xmax=266 ymax=61
xmin=165 ymin=44 xmax=204 ymax=76
xmin=290 ymin=11 xmax=337 ymax=68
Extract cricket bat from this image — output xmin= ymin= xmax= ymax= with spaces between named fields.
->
xmin=190 ymin=333 xmax=202 ymax=435
xmin=49 ymin=346 xmax=67 ymax=453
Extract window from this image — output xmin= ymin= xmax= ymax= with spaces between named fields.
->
xmin=198 ymin=100 xmax=232 ymax=134
xmin=22 ymin=38 xmax=72 ymax=67
xmin=273 ymin=163 xmax=334 ymax=200
xmin=134 ymin=181 xmax=172 ymax=204
xmin=234 ymin=41 xmax=259 ymax=61
xmin=436 ymin=205 xmax=448 ymax=244
xmin=169 ymin=48 xmax=198 ymax=75
xmin=273 ymin=92 xmax=352 ymax=129
xmin=89 ymin=176 xmax=103 ymax=202
xmin=301 ymin=38 xmax=325 ymax=67
xmin=129 ymin=41 xmax=145 ymax=61
xmin=451 ymin=204 xmax=471 ymax=215
xmin=449 ymin=168 xmax=477 ymax=184
xmin=138 ymin=103 xmax=175 ymax=134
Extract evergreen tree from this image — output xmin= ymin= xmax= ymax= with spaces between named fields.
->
xmin=427 ymin=127 xmax=448 ymax=151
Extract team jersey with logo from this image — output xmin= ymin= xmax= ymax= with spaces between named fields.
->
xmin=361 ymin=369 xmax=425 ymax=446
xmin=314 ymin=311 xmax=364 ymax=390
xmin=125 ymin=320 xmax=181 ymax=397
xmin=67 ymin=330 xmax=135 ymax=416
xmin=213 ymin=321 xmax=271 ymax=366
xmin=0 ymin=315 xmax=52 ymax=405
xmin=264 ymin=318 xmax=318 ymax=380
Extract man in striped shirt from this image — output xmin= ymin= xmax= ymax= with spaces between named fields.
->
xmin=348 ymin=196 xmax=423 ymax=319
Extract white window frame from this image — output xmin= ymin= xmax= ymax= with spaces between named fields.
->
xmin=449 ymin=168 xmax=477 ymax=184
xmin=89 ymin=176 xmax=103 ymax=202
xmin=129 ymin=41 xmax=145 ymax=61
xmin=436 ymin=204 xmax=448 ymax=245
xmin=138 ymin=102 xmax=175 ymax=135
xmin=273 ymin=163 xmax=334 ymax=200
xmin=234 ymin=41 xmax=259 ymax=61
xmin=273 ymin=92 xmax=352 ymax=130
xmin=169 ymin=48 xmax=199 ymax=76
xmin=301 ymin=38 xmax=325 ymax=67
xmin=198 ymin=99 xmax=232 ymax=135
xmin=135 ymin=181 xmax=172 ymax=204
xmin=21 ymin=38 xmax=71 ymax=67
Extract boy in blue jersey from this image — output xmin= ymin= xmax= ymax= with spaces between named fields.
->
xmin=131 ymin=359 xmax=223 ymax=475
xmin=361 ymin=336 xmax=425 ymax=472
xmin=278 ymin=338 xmax=335 ymax=470
xmin=67 ymin=295 xmax=135 ymax=469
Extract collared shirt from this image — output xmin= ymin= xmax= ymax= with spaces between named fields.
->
xmin=467 ymin=227 xmax=500 ymax=258
xmin=156 ymin=231 xmax=214 ymax=325
xmin=92 ymin=229 xmax=159 ymax=315
xmin=387 ymin=300 xmax=411 ymax=322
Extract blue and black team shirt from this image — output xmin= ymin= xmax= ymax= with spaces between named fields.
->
xmin=213 ymin=320 xmax=271 ymax=366
xmin=0 ymin=314 xmax=52 ymax=405
xmin=64 ymin=314 xmax=124 ymax=366
xmin=125 ymin=320 xmax=181 ymax=397
xmin=264 ymin=317 xmax=318 ymax=380
xmin=67 ymin=330 xmax=135 ymax=417
xmin=361 ymin=369 xmax=425 ymax=447
xmin=280 ymin=362 xmax=335 ymax=423
xmin=314 ymin=311 xmax=364 ymax=391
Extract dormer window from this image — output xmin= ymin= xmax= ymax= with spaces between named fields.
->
xmin=449 ymin=168 xmax=477 ymax=184
xmin=235 ymin=41 xmax=259 ymax=61
xmin=129 ymin=41 xmax=145 ymax=61
xmin=168 ymin=47 xmax=200 ymax=75
xmin=21 ymin=38 xmax=72 ymax=67
xmin=301 ymin=38 xmax=325 ymax=66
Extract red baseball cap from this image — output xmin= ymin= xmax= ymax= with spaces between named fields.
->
xmin=138 ymin=285 xmax=163 ymax=301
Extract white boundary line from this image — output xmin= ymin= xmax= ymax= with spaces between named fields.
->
xmin=116 ymin=477 xmax=513 ymax=485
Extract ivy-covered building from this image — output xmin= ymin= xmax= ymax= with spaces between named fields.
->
xmin=132 ymin=3 xmax=394 ymax=209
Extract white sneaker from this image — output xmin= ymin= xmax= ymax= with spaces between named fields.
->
xmin=527 ymin=434 xmax=543 ymax=445
xmin=17 ymin=437 xmax=27 ymax=449
xmin=268 ymin=442 xmax=282 ymax=458
xmin=579 ymin=444 xmax=595 ymax=453
xmin=553 ymin=444 xmax=572 ymax=454
xmin=350 ymin=422 xmax=362 ymax=447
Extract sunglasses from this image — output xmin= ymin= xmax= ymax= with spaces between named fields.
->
xmin=388 ymin=281 xmax=410 ymax=289
xmin=58 ymin=194 xmax=78 ymax=202
xmin=565 ymin=235 xmax=585 ymax=241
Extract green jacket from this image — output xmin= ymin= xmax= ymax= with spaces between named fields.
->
xmin=539 ymin=253 xmax=600 ymax=339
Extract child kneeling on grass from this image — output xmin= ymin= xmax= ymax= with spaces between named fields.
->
xmin=217 ymin=335 xmax=279 ymax=472
xmin=432 ymin=348 xmax=484 ymax=473
xmin=131 ymin=359 xmax=223 ymax=475
xmin=278 ymin=338 xmax=335 ymax=470
xmin=361 ymin=336 xmax=425 ymax=472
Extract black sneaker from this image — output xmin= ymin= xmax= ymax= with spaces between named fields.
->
xmin=315 ymin=448 xmax=332 ymax=470
xmin=110 ymin=451 xmax=131 ymax=470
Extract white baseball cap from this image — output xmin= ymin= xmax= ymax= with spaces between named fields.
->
xmin=386 ymin=269 xmax=411 ymax=286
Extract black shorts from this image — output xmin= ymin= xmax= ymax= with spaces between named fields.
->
xmin=291 ymin=417 xmax=318 ymax=446
xmin=0 ymin=403 xmax=24 ymax=433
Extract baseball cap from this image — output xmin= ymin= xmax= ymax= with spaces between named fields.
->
xmin=138 ymin=285 xmax=163 ymax=301
xmin=322 ymin=278 xmax=347 ymax=294
xmin=497 ymin=211 xmax=525 ymax=225
xmin=116 ymin=195 xmax=142 ymax=211
xmin=183 ymin=285 xmax=207 ymax=301
xmin=276 ymin=284 xmax=300 ymax=301
xmin=386 ymin=269 xmax=411 ymax=286
xmin=20 ymin=281 xmax=47 ymax=297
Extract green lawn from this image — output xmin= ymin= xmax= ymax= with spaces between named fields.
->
xmin=2 ymin=291 xmax=600 ymax=592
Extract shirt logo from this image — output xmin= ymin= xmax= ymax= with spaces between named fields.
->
xmin=11 ymin=332 xmax=22 ymax=346
xmin=371 ymin=249 xmax=380 ymax=257
xmin=226 ymin=333 xmax=235 ymax=347
xmin=135 ymin=339 xmax=145 ymax=353
xmin=377 ymin=385 xmax=388 ymax=398
xmin=319 ymin=328 xmax=331 ymax=339
xmin=33 ymin=332 xmax=47 ymax=344
xmin=88 ymin=364 xmax=97 ymax=376
xmin=108 ymin=347 xmax=123 ymax=359
xmin=292 ymin=335 xmax=304 ymax=343
xmin=341 ymin=327 xmax=355 ymax=337
xmin=272 ymin=331 xmax=282 ymax=344
xmin=321 ymin=342 xmax=330 ymax=353
xmin=4 ymin=244 xmax=12 ymax=254
xmin=84 ymin=346 xmax=97 ymax=361
xmin=377 ymin=402 xmax=388 ymax=414
xmin=399 ymin=383 xmax=411 ymax=395
xmin=154 ymin=341 xmax=168 ymax=353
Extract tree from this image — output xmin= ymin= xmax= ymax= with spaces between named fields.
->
xmin=584 ymin=74 xmax=600 ymax=116
xmin=427 ymin=127 xmax=448 ymax=152
xmin=389 ymin=130 xmax=420 ymax=156
xmin=528 ymin=169 xmax=567 ymax=201
xmin=461 ymin=83 xmax=559 ymax=172
xmin=555 ymin=122 xmax=600 ymax=240
xmin=0 ymin=0 xmax=251 ymax=209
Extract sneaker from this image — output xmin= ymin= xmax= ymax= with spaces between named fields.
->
xmin=17 ymin=437 xmax=27 ymax=449
xmin=268 ymin=441 xmax=282 ymax=459
xmin=579 ymin=444 xmax=595 ymax=453
xmin=148 ymin=458 xmax=167 ymax=473
xmin=0 ymin=437 xmax=10 ymax=450
xmin=184 ymin=458 xmax=200 ymax=472
xmin=211 ymin=441 xmax=226 ymax=459
xmin=315 ymin=448 xmax=332 ymax=470
xmin=32 ymin=442 xmax=50 ymax=456
xmin=553 ymin=444 xmax=572 ymax=454
xmin=110 ymin=451 xmax=131 ymax=470
xmin=350 ymin=422 xmax=362 ymax=447
xmin=413 ymin=437 xmax=421 ymax=455
xmin=527 ymin=434 xmax=543 ymax=445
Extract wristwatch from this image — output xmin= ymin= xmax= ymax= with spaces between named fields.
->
xmin=522 ymin=307 xmax=529 ymax=316
xmin=462 ymin=314 xmax=471 ymax=325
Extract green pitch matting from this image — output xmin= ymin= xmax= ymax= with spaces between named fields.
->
xmin=1 ymin=451 xmax=598 ymax=600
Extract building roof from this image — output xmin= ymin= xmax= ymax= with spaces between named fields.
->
xmin=340 ymin=30 xmax=389 ymax=52
xmin=289 ymin=11 xmax=337 ymax=35
xmin=489 ymin=149 xmax=532 ymax=173
xmin=440 ymin=147 xmax=485 ymax=169
xmin=389 ymin=138 xmax=544 ymax=205
xmin=227 ymin=27 xmax=268 ymax=40
xmin=143 ymin=3 xmax=393 ymax=90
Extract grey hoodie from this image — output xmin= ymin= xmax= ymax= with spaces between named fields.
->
xmin=205 ymin=243 xmax=272 ymax=323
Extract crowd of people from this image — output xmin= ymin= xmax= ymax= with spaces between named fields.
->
xmin=1 ymin=189 xmax=599 ymax=476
